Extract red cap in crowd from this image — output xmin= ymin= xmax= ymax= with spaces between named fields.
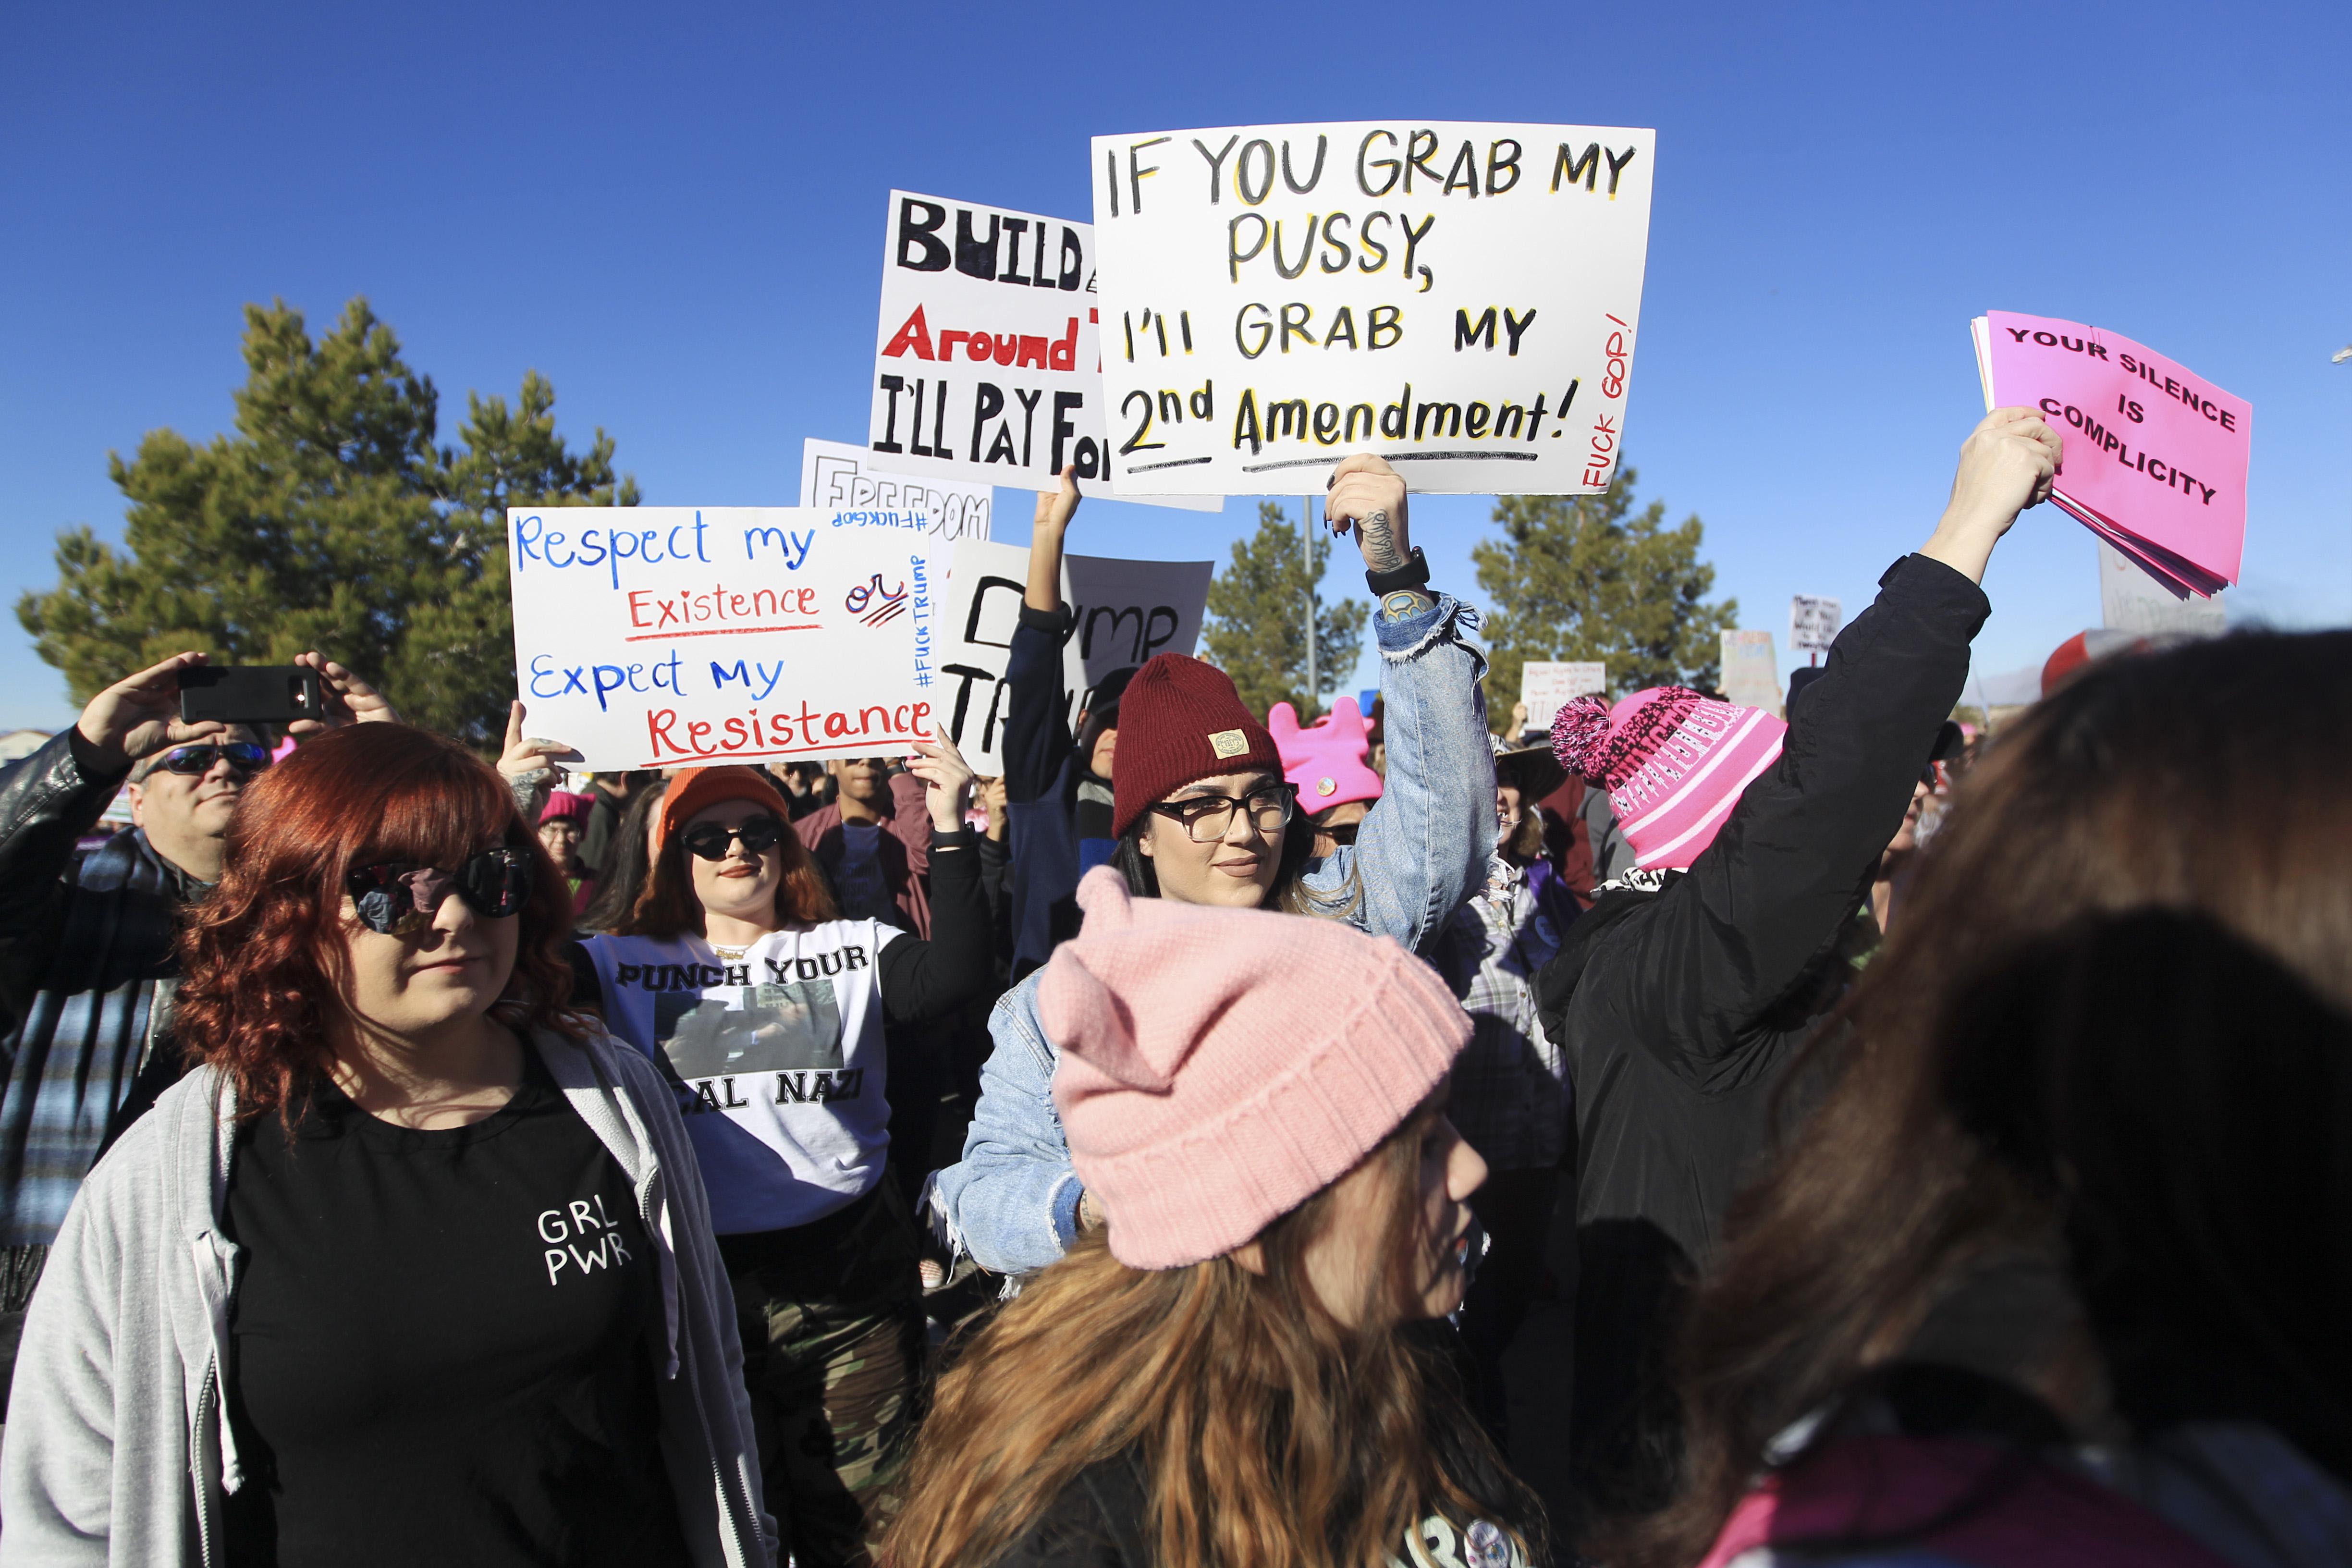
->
xmin=1109 ymin=656 xmax=1282 ymax=839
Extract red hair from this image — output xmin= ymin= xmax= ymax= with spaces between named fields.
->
xmin=175 ymin=723 xmax=587 ymax=1123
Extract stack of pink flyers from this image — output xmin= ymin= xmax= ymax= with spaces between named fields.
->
xmin=1971 ymin=311 xmax=2248 ymax=598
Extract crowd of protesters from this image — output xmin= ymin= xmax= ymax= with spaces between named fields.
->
xmin=0 ymin=406 xmax=2343 ymax=1568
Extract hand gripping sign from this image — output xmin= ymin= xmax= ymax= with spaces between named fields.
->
xmin=865 ymin=190 xmax=1217 ymax=512
xmin=1089 ymin=122 xmax=1656 ymax=495
xmin=508 ymin=506 xmax=946 ymax=770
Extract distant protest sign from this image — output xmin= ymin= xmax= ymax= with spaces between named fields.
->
xmin=1087 ymin=121 xmax=1655 ymax=496
xmin=1719 ymin=630 xmax=1782 ymax=717
xmin=508 ymin=506 xmax=943 ymax=771
xmin=1972 ymin=311 xmax=2247 ymax=597
xmin=865 ymin=190 xmax=1217 ymax=512
xmin=1788 ymin=594 xmax=1843 ymax=657
xmin=800 ymin=438 xmax=992 ymax=545
xmin=1519 ymin=661 xmax=1606 ymax=731
xmin=2098 ymin=539 xmax=2225 ymax=637
xmin=936 ymin=540 xmax=1213 ymax=773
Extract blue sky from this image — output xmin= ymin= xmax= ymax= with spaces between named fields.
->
xmin=4 ymin=0 xmax=2346 ymax=731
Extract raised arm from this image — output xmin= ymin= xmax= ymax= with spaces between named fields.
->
xmin=1561 ymin=409 xmax=2058 ymax=1072
xmin=1304 ymin=455 xmax=1498 ymax=953
xmin=1003 ymin=468 xmax=1084 ymax=806
xmin=876 ymin=737 xmax=993 ymax=1023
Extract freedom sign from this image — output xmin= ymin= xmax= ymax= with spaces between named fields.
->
xmin=1088 ymin=122 xmax=1655 ymax=495
xmin=865 ymin=190 xmax=1217 ymax=512
xmin=508 ymin=506 xmax=946 ymax=771
xmin=800 ymin=437 xmax=992 ymax=545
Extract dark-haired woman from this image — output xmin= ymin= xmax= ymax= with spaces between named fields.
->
xmin=1607 ymin=627 xmax=2352 ymax=1566
xmin=0 ymin=723 xmax=772 ymax=1568
xmin=937 ymin=454 xmax=1496 ymax=1277
xmin=577 ymin=776 xmax=668 ymax=934
xmin=888 ymin=871 xmax=1545 ymax=1568
xmin=564 ymin=745 xmax=994 ymax=1568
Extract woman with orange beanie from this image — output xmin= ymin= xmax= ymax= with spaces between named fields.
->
xmin=540 ymin=735 xmax=995 ymax=1568
xmin=885 ymin=869 xmax=1545 ymax=1568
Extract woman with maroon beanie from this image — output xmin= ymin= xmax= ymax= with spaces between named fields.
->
xmin=935 ymin=452 xmax=1498 ymax=1279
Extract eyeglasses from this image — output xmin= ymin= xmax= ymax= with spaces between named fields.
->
xmin=1146 ymin=784 xmax=1296 ymax=843
xmin=347 ymin=848 xmax=532 ymax=936
xmin=146 ymin=741 xmax=272 ymax=778
xmin=680 ymin=815 xmax=787 ymax=861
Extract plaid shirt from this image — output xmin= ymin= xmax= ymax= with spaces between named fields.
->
xmin=0 ymin=735 xmax=192 ymax=1248
xmin=1437 ymin=858 xmax=1577 ymax=1171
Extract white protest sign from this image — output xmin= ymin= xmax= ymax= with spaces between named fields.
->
xmin=1519 ymin=661 xmax=1607 ymax=731
xmin=508 ymin=507 xmax=946 ymax=771
xmin=1788 ymin=594 xmax=1844 ymax=657
xmin=1088 ymin=122 xmax=1655 ymax=496
xmin=865 ymin=190 xmax=1218 ymax=512
xmin=799 ymin=438 xmax=993 ymax=545
xmin=936 ymin=539 xmax=1213 ymax=774
xmin=1719 ymin=629 xmax=1783 ymax=718
xmin=2098 ymin=540 xmax=2225 ymax=638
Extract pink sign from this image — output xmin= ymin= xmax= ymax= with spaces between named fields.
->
xmin=1973 ymin=311 xmax=2248 ymax=596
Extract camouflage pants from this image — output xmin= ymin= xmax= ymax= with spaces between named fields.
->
xmin=727 ymin=1181 xmax=924 ymax=1568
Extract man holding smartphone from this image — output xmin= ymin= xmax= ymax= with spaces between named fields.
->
xmin=0 ymin=649 xmax=396 ymax=1423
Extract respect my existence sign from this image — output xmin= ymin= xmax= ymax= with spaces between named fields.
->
xmin=507 ymin=506 xmax=946 ymax=770
xmin=865 ymin=189 xmax=1217 ymax=512
xmin=1088 ymin=122 xmax=1655 ymax=495
xmin=935 ymin=539 xmax=1213 ymax=774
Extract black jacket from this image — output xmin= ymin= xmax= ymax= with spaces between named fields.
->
xmin=1532 ymin=552 xmax=1988 ymax=1517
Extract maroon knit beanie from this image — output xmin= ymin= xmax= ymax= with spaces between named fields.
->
xmin=1109 ymin=655 xmax=1283 ymax=838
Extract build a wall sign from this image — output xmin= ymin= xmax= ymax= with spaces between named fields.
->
xmin=507 ymin=506 xmax=947 ymax=770
xmin=1088 ymin=122 xmax=1655 ymax=495
xmin=865 ymin=189 xmax=1217 ymax=512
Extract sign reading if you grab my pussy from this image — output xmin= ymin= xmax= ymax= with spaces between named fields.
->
xmin=507 ymin=506 xmax=946 ymax=771
xmin=1089 ymin=121 xmax=1656 ymax=495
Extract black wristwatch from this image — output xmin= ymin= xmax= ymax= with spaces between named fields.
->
xmin=1364 ymin=546 xmax=1431 ymax=595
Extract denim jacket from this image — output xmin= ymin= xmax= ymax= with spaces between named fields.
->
xmin=934 ymin=593 xmax=1495 ymax=1274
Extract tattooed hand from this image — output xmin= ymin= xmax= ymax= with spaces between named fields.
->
xmin=1324 ymin=454 xmax=1411 ymax=571
xmin=1325 ymin=454 xmax=1431 ymax=620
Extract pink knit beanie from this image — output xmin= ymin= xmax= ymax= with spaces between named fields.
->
xmin=1267 ymin=698 xmax=1384 ymax=813
xmin=1041 ymin=867 xmax=1469 ymax=1270
xmin=1552 ymin=687 xmax=1786 ymax=871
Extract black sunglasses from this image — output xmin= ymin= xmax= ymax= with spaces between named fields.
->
xmin=147 ymin=741 xmax=272 ymax=777
xmin=681 ymin=815 xmax=787 ymax=861
xmin=347 ymin=848 xmax=532 ymax=936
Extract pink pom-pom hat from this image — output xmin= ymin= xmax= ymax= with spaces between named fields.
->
xmin=1266 ymin=697 xmax=1384 ymax=813
xmin=1551 ymin=687 xmax=1786 ymax=871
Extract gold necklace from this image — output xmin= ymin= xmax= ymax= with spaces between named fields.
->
xmin=709 ymin=940 xmax=754 ymax=960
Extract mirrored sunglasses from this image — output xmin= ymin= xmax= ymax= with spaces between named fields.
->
xmin=151 ymin=741 xmax=273 ymax=777
xmin=347 ymin=848 xmax=531 ymax=936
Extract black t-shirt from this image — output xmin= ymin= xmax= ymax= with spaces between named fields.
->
xmin=220 ymin=1039 xmax=689 ymax=1568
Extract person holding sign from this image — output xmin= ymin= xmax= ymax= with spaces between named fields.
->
xmin=1530 ymin=408 xmax=2060 ymax=1539
xmin=541 ymin=737 xmax=993 ymax=1568
xmin=934 ymin=454 xmax=1498 ymax=1278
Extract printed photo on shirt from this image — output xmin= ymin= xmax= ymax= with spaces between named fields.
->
xmin=658 ymin=980 xmax=845 ymax=1079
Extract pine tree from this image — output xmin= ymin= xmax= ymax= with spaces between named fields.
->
xmin=1201 ymin=502 xmax=1370 ymax=720
xmin=16 ymin=298 xmax=635 ymax=744
xmin=1472 ymin=462 xmax=1738 ymax=726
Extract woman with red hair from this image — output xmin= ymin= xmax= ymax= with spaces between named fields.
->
xmin=0 ymin=724 xmax=774 ymax=1568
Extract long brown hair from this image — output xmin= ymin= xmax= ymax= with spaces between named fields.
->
xmin=175 ymin=723 xmax=587 ymax=1124
xmin=1613 ymin=629 xmax=2352 ymax=1566
xmin=613 ymin=797 xmax=835 ymax=939
xmin=884 ymin=1112 xmax=1544 ymax=1568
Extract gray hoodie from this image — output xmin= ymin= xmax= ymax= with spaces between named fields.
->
xmin=0 ymin=1027 xmax=778 ymax=1568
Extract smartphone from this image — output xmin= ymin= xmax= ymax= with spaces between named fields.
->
xmin=178 ymin=666 xmax=326 ymax=726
